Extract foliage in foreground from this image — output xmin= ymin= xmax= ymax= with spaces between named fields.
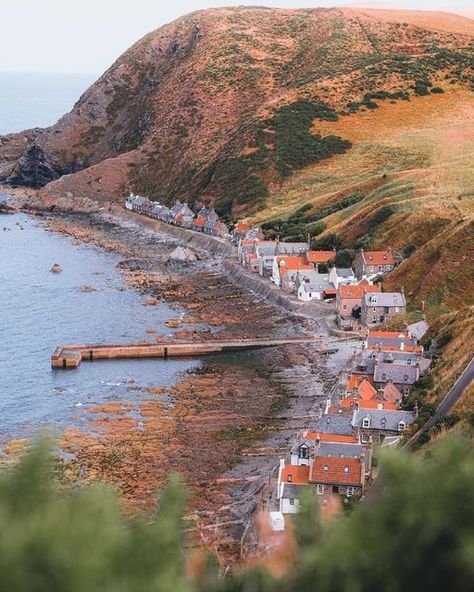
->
xmin=1 ymin=437 xmax=474 ymax=591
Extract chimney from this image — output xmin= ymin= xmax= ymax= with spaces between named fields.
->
xmin=400 ymin=341 xmax=405 ymax=351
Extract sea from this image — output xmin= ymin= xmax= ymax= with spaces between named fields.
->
xmin=0 ymin=73 xmax=197 ymax=437
xmin=0 ymin=71 xmax=96 ymax=134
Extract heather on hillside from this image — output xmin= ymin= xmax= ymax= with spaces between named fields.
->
xmin=2 ymin=437 xmax=474 ymax=591
xmin=1 ymin=7 xmax=472 ymax=213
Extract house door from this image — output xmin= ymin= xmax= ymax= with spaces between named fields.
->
xmin=332 ymin=486 xmax=338 ymax=494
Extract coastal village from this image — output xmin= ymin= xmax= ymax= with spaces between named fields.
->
xmin=125 ymin=193 xmax=433 ymax=529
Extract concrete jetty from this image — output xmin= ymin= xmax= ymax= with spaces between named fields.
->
xmin=51 ymin=336 xmax=322 ymax=369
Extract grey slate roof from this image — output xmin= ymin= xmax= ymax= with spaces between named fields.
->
xmin=276 ymin=242 xmax=307 ymax=254
xmin=376 ymin=351 xmax=421 ymax=365
xmin=302 ymin=281 xmax=335 ymax=293
xmin=336 ymin=268 xmax=355 ymax=278
xmin=364 ymin=292 xmax=406 ymax=307
xmin=351 ymin=357 xmax=376 ymax=375
xmin=256 ymin=244 xmax=278 ymax=256
xmin=290 ymin=439 xmax=313 ymax=455
xmin=316 ymin=442 xmax=366 ymax=459
xmin=408 ymin=320 xmax=429 ymax=341
xmin=352 ymin=408 xmax=416 ymax=431
xmin=132 ymin=196 xmax=147 ymax=207
xmin=367 ymin=335 xmax=417 ymax=349
xmin=281 ymin=483 xmax=306 ymax=499
xmin=311 ymin=414 xmax=354 ymax=436
xmin=374 ymin=362 xmax=419 ymax=385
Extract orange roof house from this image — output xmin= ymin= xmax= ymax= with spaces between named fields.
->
xmin=304 ymin=432 xmax=359 ymax=444
xmin=358 ymin=379 xmax=377 ymax=400
xmin=340 ymin=398 xmax=398 ymax=411
xmin=355 ymin=248 xmax=396 ymax=279
xmin=306 ymin=250 xmax=336 ymax=265
xmin=382 ymin=382 xmax=403 ymax=403
xmin=362 ymin=250 xmax=394 ymax=266
xmin=309 ymin=456 xmax=363 ymax=486
xmin=281 ymin=464 xmax=310 ymax=485
xmin=234 ymin=222 xmax=250 ymax=236
xmin=194 ymin=216 xmax=206 ymax=228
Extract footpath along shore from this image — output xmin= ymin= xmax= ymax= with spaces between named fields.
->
xmin=7 ymin=194 xmax=359 ymax=565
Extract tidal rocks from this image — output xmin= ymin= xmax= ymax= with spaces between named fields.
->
xmin=0 ymin=201 xmax=15 ymax=214
xmin=80 ymin=285 xmax=98 ymax=293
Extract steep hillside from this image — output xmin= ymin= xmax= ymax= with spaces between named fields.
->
xmin=0 ymin=6 xmax=473 ymax=218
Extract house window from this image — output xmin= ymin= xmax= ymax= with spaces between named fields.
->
xmin=309 ymin=293 xmax=312 ymax=298
xmin=372 ymin=316 xmax=376 ymax=322
xmin=404 ymin=375 xmax=409 ymax=381
xmin=287 ymin=475 xmax=292 ymax=483
xmin=289 ymin=498 xmax=295 ymax=506
xmin=316 ymin=484 xmax=324 ymax=495
xmin=299 ymin=446 xmax=309 ymax=459
xmin=382 ymin=373 xmax=387 ymax=380
xmin=323 ymin=465 xmax=329 ymax=472
xmin=343 ymin=305 xmax=347 ymax=310
xmin=346 ymin=486 xmax=355 ymax=497
xmin=362 ymin=418 xmax=370 ymax=428
xmin=398 ymin=421 xmax=406 ymax=431
xmin=343 ymin=466 xmax=350 ymax=473
xmin=361 ymin=433 xmax=369 ymax=443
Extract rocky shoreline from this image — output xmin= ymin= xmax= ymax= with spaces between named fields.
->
xmin=5 ymin=196 xmax=357 ymax=566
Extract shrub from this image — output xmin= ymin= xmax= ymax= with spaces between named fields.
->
xmin=311 ymin=233 xmax=342 ymax=250
xmin=334 ymin=249 xmax=354 ymax=268
xmin=403 ymin=244 xmax=417 ymax=258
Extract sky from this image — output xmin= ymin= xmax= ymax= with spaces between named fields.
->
xmin=0 ymin=0 xmax=472 ymax=75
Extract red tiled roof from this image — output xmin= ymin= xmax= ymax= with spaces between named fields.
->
xmin=362 ymin=250 xmax=394 ymax=265
xmin=281 ymin=465 xmax=310 ymax=485
xmin=305 ymin=432 xmax=359 ymax=444
xmin=382 ymin=382 xmax=403 ymax=403
xmin=306 ymin=250 xmax=335 ymax=264
xmin=194 ymin=216 xmax=206 ymax=228
xmin=339 ymin=284 xmax=381 ymax=299
xmin=309 ymin=456 xmax=363 ymax=486
xmin=368 ymin=330 xmax=409 ymax=339
xmin=324 ymin=288 xmax=337 ymax=295
xmin=340 ymin=398 xmax=398 ymax=410
xmin=280 ymin=264 xmax=313 ymax=277
xmin=235 ymin=222 xmax=250 ymax=234
xmin=358 ymin=379 xmax=377 ymax=400
xmin=347 ymin=374 xmax=364 ymax=391
xmin=276 ymin=256 xmax=307 ymax=267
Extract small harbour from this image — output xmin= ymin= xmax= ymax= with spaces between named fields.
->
xmin=0 ymin=205 xmax=198 ymax=437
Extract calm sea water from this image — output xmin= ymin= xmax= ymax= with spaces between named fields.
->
xmin=0 ymin=207 xmax=197 ymax=436
xmin=0 ymin=72 xmax=96 ymax=135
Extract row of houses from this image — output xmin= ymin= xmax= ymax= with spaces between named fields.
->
xmin=275 ymin=326 xmax=428 ymax=516
xmin=125 ymin=194 xmax=230 ymax=238
xmin=233 ymin=224 xmax=410 ymax=332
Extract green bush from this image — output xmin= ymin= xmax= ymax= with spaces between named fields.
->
xmin=3 ymin=438 xmax=474 ymax=591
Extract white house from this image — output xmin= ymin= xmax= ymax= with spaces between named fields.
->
xmin=329 ymin=267 xmax=357 ymax=289
xmin=277 ymin=458 xmax=309 ymax=515
xmin=297 ymin=275 xmax=335 ymax=301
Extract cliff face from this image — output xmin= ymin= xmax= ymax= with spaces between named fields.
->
xmin=0 ymin=7 xmax=473 ymax=214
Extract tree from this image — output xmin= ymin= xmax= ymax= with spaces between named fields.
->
xmin=2 ymin=438 xmax=474 ymax=591
xmin=334 ymin=249 xmax=354 ymax=268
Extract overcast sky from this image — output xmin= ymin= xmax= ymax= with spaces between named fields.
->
xmin=1 ymin=0 xmax=472 ymax=74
